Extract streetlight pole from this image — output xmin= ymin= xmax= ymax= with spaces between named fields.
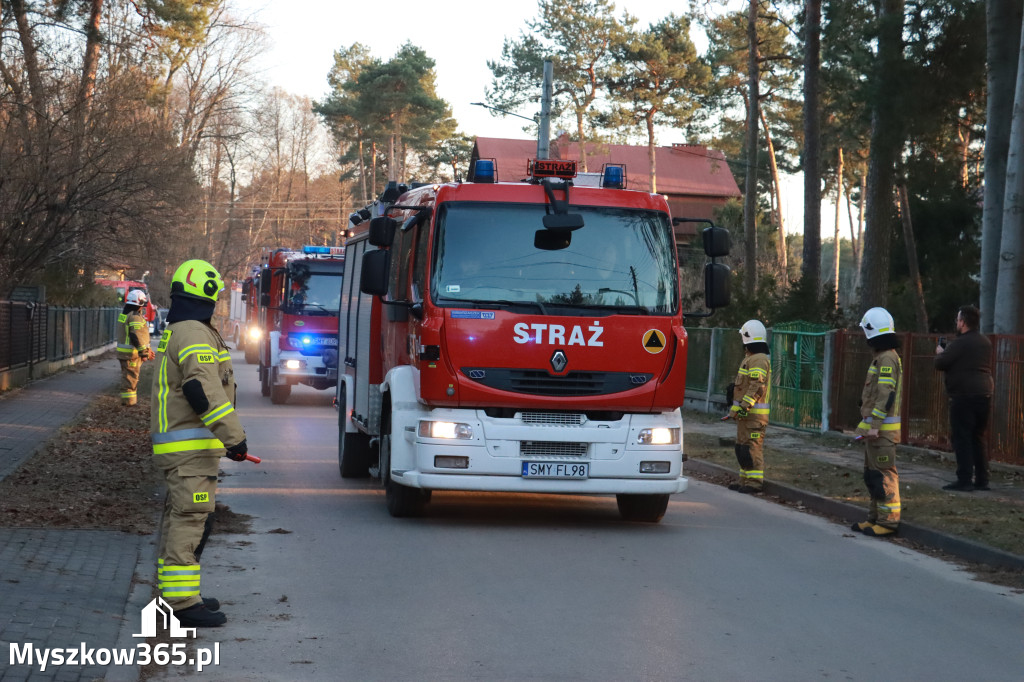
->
xmin=472 ymin=58 xmax=553 ymax=160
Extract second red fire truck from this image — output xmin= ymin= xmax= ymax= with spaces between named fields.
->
xmin=336 ymin=160 xmax=730 ymax=522
xmin=256 ymin=245 xmax=346 ymax=404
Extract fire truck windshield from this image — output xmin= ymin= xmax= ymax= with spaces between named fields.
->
xmin=431 ymin=202 xmax=678 ymax=315
xmin=286 ymin=270 xmax=342 ymax=314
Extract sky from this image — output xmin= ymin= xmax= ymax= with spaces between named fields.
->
xmin=231 ymin=0 xmax=828 ymax=235
xmin=233 ymin=0 xmax=705 ymax=141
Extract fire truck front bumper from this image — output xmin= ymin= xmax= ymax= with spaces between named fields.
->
xmin=389 ymin=410 xmax=688 ymax=495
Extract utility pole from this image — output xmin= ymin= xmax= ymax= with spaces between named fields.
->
xmin=537 ymin=60 xmax=553 ymax=160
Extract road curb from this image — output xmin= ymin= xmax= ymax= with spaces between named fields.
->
xmin=685 ymin=458 xmax=1024 ymax=572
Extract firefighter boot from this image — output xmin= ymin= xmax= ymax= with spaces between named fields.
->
xmin=728 ymin=483 xmax=742 ymax=491
xmin=202 ymin=596 xmax=220 ymax=611
xmin=175 ymin=602 xmax=226 ymax=627
xmin=851 ymin=521 xmax=872 ymax=533
xmin=862 ymin=524 xmax=897 ymax=537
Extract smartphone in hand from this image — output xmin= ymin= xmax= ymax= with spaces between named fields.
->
xmin=938 ymin=336 xmax=947 ymax=349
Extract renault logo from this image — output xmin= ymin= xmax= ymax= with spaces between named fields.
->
xmin=550 ymin=350 xmax=568 ymax=373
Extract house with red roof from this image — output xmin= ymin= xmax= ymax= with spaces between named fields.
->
xmin=470 ymin=136 xmax=741 ymax=239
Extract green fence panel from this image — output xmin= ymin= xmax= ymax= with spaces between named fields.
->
xmin=685 ymin=327 xmax=712 ymax=393
xmin=770 ymin=322 xmax=828 ymax=432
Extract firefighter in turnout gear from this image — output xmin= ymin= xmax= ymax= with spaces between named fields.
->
xmin=150 ymin=259 xmax=247 ymax=627
xmin=853 ymin=307 xmax=903 ymax=537
xmin=116 ymin=289 xmax=154 ymax=405
xmin=727 ymin=320 xmax=771 ymax=493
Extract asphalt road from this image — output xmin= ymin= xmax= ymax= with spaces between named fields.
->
xmin=151 ymin=352 xmax=1024 ymax=681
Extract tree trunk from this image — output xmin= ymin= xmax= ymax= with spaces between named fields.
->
xmin=760 ymin=109 xmax=787 ymax=283
xmin=897 ymin=182 xmax=929 ymax=332
xmin=846 ymin=174 xmax=859 ymax=269
xmin=996 ymin=12 xmax=1024 ymax=334
xmin=79 ymin=0 xmax=104 ymax=106
xmin=743 ymin=0 xmax=760 ymax=299
xmin=856 ymin=0 xmax=905 ymax=310
xmin=802 ymin=0 xmax=822 ymax=292
xmin=833 ymin=148 xmax=844 ymax=307
xmin=982 ymin=0 xmax=1024 ymax=331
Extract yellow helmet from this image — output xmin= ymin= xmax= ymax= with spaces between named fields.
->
xmin=171 ymin=259 xmax=224 ymax=303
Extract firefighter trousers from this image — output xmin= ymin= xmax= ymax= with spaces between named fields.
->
xmin=735 ymin=417 xmax=767 ymax=490
xmin=119 ymin=357 xmax=141 ymax=405
xmin=863 ymin=437 xmax=901 ymax=528
xmin=157 ymin=466 xmax=217 ymax=610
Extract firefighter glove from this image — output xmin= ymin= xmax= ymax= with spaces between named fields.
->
xmin=224 ymin=439 xmax=248 ymax=461
xmin=736 ymin=407 xmax=749 ymax=418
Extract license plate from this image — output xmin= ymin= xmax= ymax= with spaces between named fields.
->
xmin=521 ymin=462 xmax=589 ymax=479
xmin=313 ymin=336 xmax=339 ymax=346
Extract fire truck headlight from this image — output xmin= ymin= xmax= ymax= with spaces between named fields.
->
xmin=284 ymin=359 xmax=303 ymax=370
xmin=248 ymin=327 xmax=261 ymax=340
xmin=637 ymin=428 xmax=679 ymax=445
xmin=418 ymin=420 xmax=473 ymax=439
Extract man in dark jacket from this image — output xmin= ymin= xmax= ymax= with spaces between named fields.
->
xmin=934 ymin=305 xmax=994 ymax=492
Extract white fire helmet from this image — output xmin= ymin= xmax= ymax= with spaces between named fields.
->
xmin=126 ymin=289 xmax=148 ymax=306
xmin=859 ymin=307 xmax=895 ymax=339
xmin=739 ymin=320 xmax=767 ymax=345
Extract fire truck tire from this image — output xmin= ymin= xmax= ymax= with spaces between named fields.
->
xmin=615 ymin=493 xmax=669 ymax=523
xmin=259 ymin=365 xmax=270 ymax=397
xmin=381 ymin=434 xmax=429 ymax=517
xmin=338 ymin=393 xmax=371 ymax=478
xmin=244 ymin=343 xmax=258 ymax=365
xmin=270 ymin=370 xmax=291 ymax=404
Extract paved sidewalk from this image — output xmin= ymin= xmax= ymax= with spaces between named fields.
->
xmin=0 ymin=357 xmax=151 ymax=682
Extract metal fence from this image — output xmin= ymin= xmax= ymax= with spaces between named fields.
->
xmin=0 ymin=301 xmax=118 ymax=373
xmin=688 ymin=325 xmax=1024 ymax=465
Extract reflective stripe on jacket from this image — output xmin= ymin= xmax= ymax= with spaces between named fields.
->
xmin=116 ymin=311 xmax=150 ymax=357
xmin=150 ymin=320 xmax=244 ymax=473
xmin=858 ymin=348 xmax=903 ymax=442
xmin=731 ymin=352 xmax=771 ymax=422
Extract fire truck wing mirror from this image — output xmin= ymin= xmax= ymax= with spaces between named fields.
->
xmin=705 ymin=262 xmax=731 ymax=309
xmin=360 ymin=249 xmax=390 ymax=296
xmin=259 ymin=270 xmax=271 ymax=295
xmin=368 ymin=217 xmax=398 ymax=247
xmin=542 ymin=213 xmax=584 ymax=231
xmin=535 ymin=229 xmax=572 ymax=250
xmin=702 ymin=225 xmax=731 ymax=258
xmin=260 ymin=292 xmax=270 ymax=307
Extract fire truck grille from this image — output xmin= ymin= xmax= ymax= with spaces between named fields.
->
xmin=461 ymin=368 xmax=653 ymax=397
xmin=520 ymin=412 xmax=584 ymax=425
xmin=520 ymin=441 xmax=589 ymax=458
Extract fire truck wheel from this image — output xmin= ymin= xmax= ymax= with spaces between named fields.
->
xmin=244 ymin=342 xmax=258 ymax=365
xmin=270 ymin=370 xmax=291 ymax=404
xmin=381 ymin=434 xmax=429 ymax=518
xmin=615 ymin=493 xmax=669 ymax=523
xmin=338 ymin=393 xmax=371 ymax=478
xmin=260 ymin=365 xmax=270 ymax=396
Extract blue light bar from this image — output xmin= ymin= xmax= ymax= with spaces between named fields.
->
xmin=303 ymin=245 xmax=330 ymax=254
xmin=472 ymin=159 xmax=496 ymax=183
xmin=602 ymin=165 xmax=625 ymax=189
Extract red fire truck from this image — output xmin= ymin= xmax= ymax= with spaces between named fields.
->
xmin=336 ymin=161 xmax=730 ymax=521
xmin=241 ymin=269 xmax=262 ymax=365
xmin=256 ymin=246 xmax=346 ymax=404
xmin=225 ymin=267 xmax=261 ymax=364
xmin=95 ymin=278 xmax=156 ymax=324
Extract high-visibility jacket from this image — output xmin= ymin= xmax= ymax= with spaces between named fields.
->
xmin=731 ymin=352 xmax=771 ymax=424
xmin=117 ymin=310 xmax=150 ymax=359
xmin=857 ymin=348 xmax=903 ymax=442
xmin=150 ymin=320 xmax=245 ymax=475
